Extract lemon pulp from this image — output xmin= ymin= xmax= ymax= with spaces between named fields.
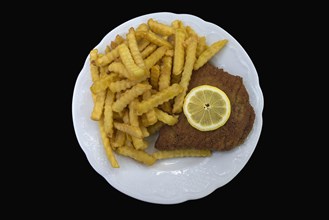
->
xmin=183 ymin=85 xmax=231 ymax=131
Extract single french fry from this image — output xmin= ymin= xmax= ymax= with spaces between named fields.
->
xmin=173 ymin=36 xmax=198 ymax=114
xmin=148 ymin=18 xmax=175 ymax=36
xmin=173 ymin=28 xmax=186 ymax=75
xmin=159 ymin=56 xmax=172 ymax=91
xmin=91 ymin=90 xmax=106 ymax=120
xmin=127 ymin=27 xmax=145 ymax=69
xmin=147 ymin=121 xmax=164 ymax=135
xmin=194 ymin=39 xmax=228 ymax=70
xmin=144 ymin=46 xmax=167 ymax=70
xmin=135 ymin=84 xmax=183 ymax=115
xmin=99 ymin=118 xmax=119 ymax=168
xmin=135 ymin=31 xmax=173 ymax=49
xmin=152 ymin=149 xmax=211 ymax=160
xmin=99 ymin=66 xmax=108 ymax=78
xmin=150 ymin=65 xmax=160 ymax=90
xmin=90 ymin=49 xmax=100 ymax=82
xmin=141 ymin=44 xmax=157 ymax=59
xmin=196 ymin=36 xmax=208 ymax=57
xmin=165 ymin=49 xmax=174 ymax=57
xmin=105 ymin=46 xmax=112 ymax=54
xmin=109 ymin=79 xmax=139 ymax=93
xmin=154 ymin=108 xmax=178 ymax=126
xmin=116 ymin=146 xmax=156 ymax=166
xmin=186 ymin=26 xmax=198 ymax=38
xmin=112 ymin=130 xmax=126 ymax=148
xmin=171 ymin=20 xmax=184 ymax=29
xmin=128 ymin=100 xmax=148 ymax=150
xmin=136 ymin=23 xmax=149 ymax=32
xmin=112 ymin=83 xmax=151 ymax=113
xmin=113 ymin=122 xmax=143 ymax=138
xmin=90 ymin=73 xmax=119 ymax=94
xmin=141 ymin=90 xmax=158 ymax=127
xmin=103 ymin=90 xmax=115 ymax=138
xmin=96 ymin=45 xmax=120 ymax=66
xmin=107 ymin=61 xmax=135 ymax=80
xmin=117 ymin=44 xmax=145 ymax=80
xmin=138 ymin=39 xmax=150 ymax=52
xmin=114 ymin=35 xmax=125 ymax=45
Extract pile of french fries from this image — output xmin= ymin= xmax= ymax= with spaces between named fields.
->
xmin=89 ymin=19 xmax=228 ymax=168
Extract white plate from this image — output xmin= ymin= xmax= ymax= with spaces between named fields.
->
xmin=72 ymin=12 xmax=264 ymax=204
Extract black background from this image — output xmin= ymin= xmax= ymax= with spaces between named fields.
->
xmin=11 ymin=1 xmax=328 ymax=217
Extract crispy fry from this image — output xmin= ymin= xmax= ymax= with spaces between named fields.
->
xmin=90 ymin=49 xmax=100 ymax=82
xmin=150 ymin=64 xmax=160 ymax=90
xmin=99 ymin=66 xmax=108 ymax=78
xmin=96 ymin=46 xmax=120 ymax=66
xmin=99 ymin=118 xmax=119 ymax=168
xmin=114 ymin=35 xmax=125 ymax=45
xmin=173 ymin=28 xmax=186 ymax=75
xmin=135 ymin=84 xmax=183 ymax=115
xmin=135 ymin=31 xmax=173 ymax=48
xmin=127 ymin=27 xmax=145 ymax=69
xmin=138 ymin=39 xmax=150 ymax=52
xmin=147 ymin=121 xmax=164 ymax=135
xmin=107 ymin=62 xmax=133 ymax=79
xmin=112 ymin=130 xmax=126 ymax=148
xmin=152 ymin=149 xmax=211 ymax=160
xmin=173 ymin=36 xmax=198 ymax=113
xmin=129 ymin=100 xmax=148 ymax=150
xmin=116 ymin=146 xmax=156 ymax=166
xmin=105 ymin=46 xmax=112 ymax=54
xmin=141 ymin=44 xmax=157 ymax=59
xmin=171 ymin=20 xmax=184 ymax=29
xmin=91 ymin=90 xmax=106 ymax=120
xmin=154 ymin=108 xmax=178 ymax=125
xmin=186 ymin=26 xmax=198 ymax=38
xmin=148 ymin=18 xmax=175 ymax=36
xmin=113 ymin=122 xmax=143 ymax=138
xmin=196 ymin=36 xmax=208 ymax=57
xmin=117 ymin=44 xmax=145 ymax=80
xmin=194 ymin=39 xmax=228 ymax=70
xmin=165 ymin=49 xmax=174 ymax=57
xmin=90 ymin=73 xmax=119 ymax=94
xmin=109 ymin=79 xmax=139 ymax=93
xmin=140 ymin=90 xmax=158 ymax=126
xmin=112 ymin=83 xmax=151 ymax=113
xmin=159 ymin=56 xmax=172 ymax=91
xmin=144 ymin=46 xmax=167 ymax=70
xmin=104 ymin=90 xmax=115 ymax=138
xmin=136 ymin=23 xmax=149 ymax=32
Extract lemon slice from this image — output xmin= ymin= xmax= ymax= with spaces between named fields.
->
xmin=183 ymin=85 xmax=231 ymax=131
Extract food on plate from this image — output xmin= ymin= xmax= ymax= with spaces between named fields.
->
xmin=183 ymin=85 xmax=231 ymax=131
xmin=152 ymin=149 xmax=211 ymax=160
xmin=88 ymin=18 xmax=233 ymax=167
xmin=155 ymin=63 xmax=255 ymax=151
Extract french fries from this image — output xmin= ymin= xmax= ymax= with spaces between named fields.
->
xmin=88 ymin=18 xmax=227 ymax=167
xmin=173 ymin=36 xmax=198 ymax=114
xmin=194 ymin=39 xmax=228 ymax=70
